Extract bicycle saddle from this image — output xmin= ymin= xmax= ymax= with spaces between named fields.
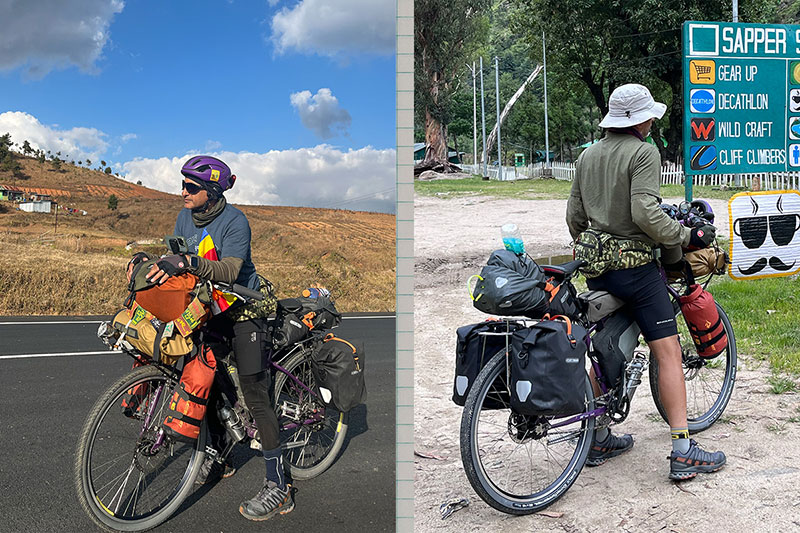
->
xmin=542 ymin=259 xmax=585 ymax=278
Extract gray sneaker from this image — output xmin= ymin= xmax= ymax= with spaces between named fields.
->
xmin=195 ymin=456 xmax=236 ymax=485
xmin=239 ymin=480 xmax=294 ymax=521
xmin=586 ymin=431 xmax=634 ymax=466
xmin=669 ymin=439 xmax=726 ymax=480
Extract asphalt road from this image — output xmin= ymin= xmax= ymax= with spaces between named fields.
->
xmin=0 ymin=315 xmax=395 ymax=532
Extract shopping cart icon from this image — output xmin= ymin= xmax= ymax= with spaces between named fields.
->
xmin=690 ymin=60 xmax=715 ymax=84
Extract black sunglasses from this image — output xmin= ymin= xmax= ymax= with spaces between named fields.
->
xmin=182 ymin=181 xmax=203 ymax=195
xmin=734 ymin=214 xmax=800 ymax=248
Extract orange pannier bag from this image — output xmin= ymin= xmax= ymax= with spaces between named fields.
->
xmin=162 ymin=344 xmax=217 ymax=443
xmin=679 ymin=284 xmax=728 ymax=359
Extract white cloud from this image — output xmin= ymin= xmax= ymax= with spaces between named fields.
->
xmin=290 ymin=88 xmax=351 ymax=139
xmin=0 ymin=111 xmax=109 ymax=161
xmin=121 ymin=145 xmax=396 ymax=213
xmin=0 ymin=0 xmax=124 ymax=78
xmin=205 ymin=140 xmax=223 ymax=151
xmin=270 ymin=0 xmax=394 ymax=57
xmin=121 ymin=133 xmax=137 ymax=142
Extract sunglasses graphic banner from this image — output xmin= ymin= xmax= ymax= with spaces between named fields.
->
xmin=683 ymin=21 xmax=800 ymax=175
xmin=728 ymin=190 xmax=800 ymax=280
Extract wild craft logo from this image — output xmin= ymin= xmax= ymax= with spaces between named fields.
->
xmin=690 ymin=89 xmax=716 ymax=113
xmin=691 ymin=118 xmax=715 ymax=141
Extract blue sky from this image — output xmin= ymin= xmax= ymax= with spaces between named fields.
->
xmin=0 ymin=0 xmax=396 ymax=212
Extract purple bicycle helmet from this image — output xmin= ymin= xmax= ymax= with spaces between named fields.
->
xmin=181 ymin=155 xmax=236 ymax=191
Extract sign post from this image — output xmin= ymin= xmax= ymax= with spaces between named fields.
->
xmin=683 ymin=21 xmax=800 ymax=199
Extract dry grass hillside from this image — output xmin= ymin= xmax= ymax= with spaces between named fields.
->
xmin=0 ymin=153 xmax=395 ymax=315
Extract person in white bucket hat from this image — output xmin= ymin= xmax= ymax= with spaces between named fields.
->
xmin=566 ymin=83 xmax=724 ymax=481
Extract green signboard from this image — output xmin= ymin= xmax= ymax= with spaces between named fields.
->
xmin=683 ymin=21 xmax=800 ymax=176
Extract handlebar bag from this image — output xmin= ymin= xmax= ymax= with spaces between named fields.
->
xmin=277 ymin=292 xmax=342 ymax=331
xmin=510 ymin=316 xmax=587 ymax=417
xmin=453 ymin=320 xmax=524 ymax=407
xmin=270 ymin=311 xmax=310 ymax=349
xmin=310 ymin=334 xmax=366 ymax=412
xmin=163 ymin=344 xmax=217 ymax=443
xmin=471 ymin=250 xmax=549 ymax=318
xmin=679 ymin=284 xmax=727 ymax=359
xmin=111 ymin=306 xmax=195 ymax=365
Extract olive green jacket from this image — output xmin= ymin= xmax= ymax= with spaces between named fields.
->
xmin=566 ymin=131 xmax=691 ymax=257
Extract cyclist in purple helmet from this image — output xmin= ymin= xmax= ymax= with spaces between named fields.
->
xmin=140 ymin=155 xmax=294 ymax=521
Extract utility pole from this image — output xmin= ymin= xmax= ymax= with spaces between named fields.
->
xmin=469 ymin=62 xmax=478 ymax=167
xmin=495 ymin=56 xmax=502 ymax=181
xmin=543 ymin=31 xmax=551 ymax=172
xmin=480 ymin=56 xmax=487 ymax=177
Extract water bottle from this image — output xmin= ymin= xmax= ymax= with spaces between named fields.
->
xmin=219 ymin=405 xmax=246 ymax=442
xmin=501 ymin=223 xmax=525 ymax=255
xmin=302 ymin=287 xmax=321 ymax=298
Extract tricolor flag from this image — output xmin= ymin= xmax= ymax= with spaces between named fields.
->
xmin=198 ymin=229 xmax=238 ymax=312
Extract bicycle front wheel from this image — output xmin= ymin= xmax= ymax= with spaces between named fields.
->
xmin=75 ymin=364 xmax=207 ymax=532
xmin=273 ymin=350 xmax=349 ymax=480
xmin=460 ymin=350 xmax=595 ymax=515
xmin=650 ymin=302 xmax=737 ymax=434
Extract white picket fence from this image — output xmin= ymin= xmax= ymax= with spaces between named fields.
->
xmin=461 ymin=161 xmax=800 ymax=191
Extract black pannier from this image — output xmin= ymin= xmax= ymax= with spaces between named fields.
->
xmin=453 ymin=320 xmax=523 ymax=406
xmin=271 ymin=294 xmax=342 ymax=348
xmin=591 ymin=309 xmax=640 ymax=389
xmin=510 ymin=316 xmax=588 ymax=417
xmin=471 ymin=250 xmax=549 ymax=318
xmin=310 ymin=334 xmax=366 ymax=412
xmin=270 ymin=312 xmax=310 ymax=348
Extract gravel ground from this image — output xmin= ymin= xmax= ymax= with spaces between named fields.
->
xmin=413 ymin=192 xmax=800 ymax=533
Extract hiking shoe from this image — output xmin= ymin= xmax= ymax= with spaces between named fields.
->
xmin=586 ymin=431 xmax=634 ymax=466
xmin=195 ymin=456 xmax=236 ymax=485
xmin=669 ymin=439 xmax=726 ymax=480
xmin=239 ymin=480 xmax=294 ymax=521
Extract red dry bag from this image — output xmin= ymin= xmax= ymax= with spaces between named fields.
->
xmin=679 ymin=284 xmax=727 ymax=359
xmin=162 ymin=344 xmax=216 ymax=442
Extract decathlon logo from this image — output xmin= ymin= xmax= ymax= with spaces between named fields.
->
xmin=690 ymin=89 xmax=716 ymax=113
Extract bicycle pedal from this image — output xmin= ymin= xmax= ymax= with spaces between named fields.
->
xmin=204 ymin=446 xmax=220 ymax=458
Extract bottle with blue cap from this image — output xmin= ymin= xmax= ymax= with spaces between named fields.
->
xmin=501 ymin=223 xmax=525 ymax=255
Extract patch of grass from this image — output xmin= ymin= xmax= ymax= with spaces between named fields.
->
xmin=766 ymin=375 xmax=798 ymax=395
xmin=414 ymin=176 xmax=573 ymax=200
xmin=659 ymin=184 xmax=738 ymax=202
xmin=766 ymin=420 xmax=786 ymax=434
xmin=710 ymin=276 xmax=800 ymax=375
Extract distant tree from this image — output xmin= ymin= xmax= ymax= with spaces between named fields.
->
xmin=136 ymin=180 xmax=142 ymax=185
xmin=108 ymin=194 xmax=118 ymax=211
xmin=415 ymin=0 xmax=491 ymax=172
xmin=104 ymin=166 xmax=112 ymax=174
xmin=85 ymin=158 xmax=91 ymax=166
xmin=78 ymin=160 xmax=83 ymax=165
xmin=51 ymin=158 xmax=62 ymax=171
xmin=21 ymin=140 xmax=32 ymax=156
xmin=100 ymin=160 xmax=107 ymax=167
xmin=37 ymin=151 xmax=46 ymax=164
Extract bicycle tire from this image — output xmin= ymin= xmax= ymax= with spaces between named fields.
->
xmin=460 ymin=349 xmax=595 ymax=515
xmin=273 ymin=349 xmax=349 ymax=480
xmin=649 ymin=302 xmax=737 ymax=434
xmin=75 ymin=364 xmax=207 ymax=532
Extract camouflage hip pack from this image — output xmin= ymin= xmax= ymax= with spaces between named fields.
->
xmin=573 ymin=229 xmax=654 ymax=278
xmin=226 ymin=274 xmax=277 ymax=322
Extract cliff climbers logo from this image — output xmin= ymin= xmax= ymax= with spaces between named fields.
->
xmin=690 ymin=145 xmax=717 ymax=171
xmin=690 ymin=89 xmax=716 ymax=113
xmin=690 ymin=118 xmax=715 ymax=141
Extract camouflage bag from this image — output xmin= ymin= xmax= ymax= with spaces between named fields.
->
xmin=226 ymin=274 xmax=278 ymax=322
xmin=574 ymin=229 xmax=654 ymax=278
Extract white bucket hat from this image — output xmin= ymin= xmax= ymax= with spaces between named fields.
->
xmin=598 ymin=83 xmax=667 ymax=129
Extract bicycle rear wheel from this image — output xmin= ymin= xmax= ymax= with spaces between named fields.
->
xmin=650 ymin=302 xmax=737 ymax=434
xmin=75 ymin=364 xmax=207 ymax=532
xmin=273 ymin=350 xmax=348 ymax=480
xmin=460 ymin=350 xmax=595 ymax=515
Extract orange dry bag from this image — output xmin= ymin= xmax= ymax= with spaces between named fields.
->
xmin=679 ymin=284 xmax=728 ymax=359
xmin=162 ymin=344 xmax=217 ymax=442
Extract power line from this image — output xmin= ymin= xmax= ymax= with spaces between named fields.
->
xmin=326 ymin=187 xmax=395 ymax=209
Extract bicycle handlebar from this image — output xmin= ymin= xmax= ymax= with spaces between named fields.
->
xmin=213 ymin=282 xmax=264 ymax=302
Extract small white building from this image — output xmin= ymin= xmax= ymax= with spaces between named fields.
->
xmin=19 ymin=201 xmax=52 ymax=213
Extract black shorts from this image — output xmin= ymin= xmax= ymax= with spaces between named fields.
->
xmin=586 ymin=262 xmax=678 ymax=342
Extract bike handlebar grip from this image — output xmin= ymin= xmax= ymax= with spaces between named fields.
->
xmin=233 ymin=283 xmax=264 ymax=301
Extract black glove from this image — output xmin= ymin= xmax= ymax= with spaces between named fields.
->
xmin=155 ymin=254 xmax=190 ymax=277
xmin=689 ymin=224 xmax=716 ymax=249
xmin=127 ymin=251 xmax=152 ymax=270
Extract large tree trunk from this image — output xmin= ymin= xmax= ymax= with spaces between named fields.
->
xmin=416 ymin=72 xmax=461 ymax=175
